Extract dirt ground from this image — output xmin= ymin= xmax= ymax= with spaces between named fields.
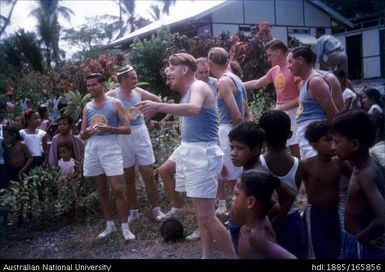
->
xmin=0 ymin=191 xmax=227 ymax=259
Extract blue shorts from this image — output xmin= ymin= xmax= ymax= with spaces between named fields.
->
xmin=275 ymin=210 xmax=306 ymax=258
xmin=304 ymin=205 xmax=342 ymax=259
xmin=343 ymin=230 xmax=385 ymax=259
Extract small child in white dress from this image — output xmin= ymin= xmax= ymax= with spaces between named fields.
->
xmin=58 ymin=141 xmax=79 ymax=182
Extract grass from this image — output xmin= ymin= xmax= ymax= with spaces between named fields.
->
xmin=0 ymin=175 xmax=228 ymax=259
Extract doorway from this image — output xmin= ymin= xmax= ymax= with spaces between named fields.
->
xmin=380 ymin=29 xmax=384 ymax=77
xmin=346 ymin=34 xmax=362 ymax=79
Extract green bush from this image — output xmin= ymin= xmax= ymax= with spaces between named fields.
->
xmin=249 ymin=88 xmax=275 ymax=121
xmin=0 ymin=167 xmax=98 ymax=226
xmin=150 ymin=124 xmax=181 ymax=168
xmin=129 ymin=27 xmax=173 ymax=99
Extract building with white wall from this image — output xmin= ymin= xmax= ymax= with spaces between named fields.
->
xmin=106 ymin=0 xmax=383 ymax=80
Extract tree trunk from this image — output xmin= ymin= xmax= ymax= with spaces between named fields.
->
xmin=0 ymin=0 xmax=18 ymax=37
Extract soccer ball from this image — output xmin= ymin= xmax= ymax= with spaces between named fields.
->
xmin=160 ymin=219 xmax=184 ymax=242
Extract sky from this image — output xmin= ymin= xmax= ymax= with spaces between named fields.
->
xmin=1 ymin=0 xmax=224 ymax=36
xmin=0 ymin=0 xmax=224 ymax=58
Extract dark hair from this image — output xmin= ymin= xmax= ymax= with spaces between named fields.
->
xmin=370 ymin=112 xmax=385 ymax=139
xmin=291 ymin=46 xmax=316 ymax=65
xmin=362 ymin=87 xmax=383 ymax=106
xmin=24 ymin=109 xmax=36 ymax=121
xmin=316 ymin=27 xmax=326 ymax=35
xmin=229 ymin=121 xmax=265 ymax=150
xmin=229 ymin=60 xmax=243 ymax=79
xmin=265 ymin=39 xmax=288 ymax=54
xmin=240 ymin=170 xmax=280 ymax=214
xmin=331 ymin=110 xmax=376 ymax=150
xmin=57 ymin=115 xmax=73 ymax=126
xmin=305 ymin=120 xmax=331 ymax=143
xmin=3 ymin=126 xmax=21 ymax=141
xmin=333 ymin=69 xmax=348 ymax=88
xmin=58 ymin=101 xmax=68 ymax=115
xmin=85 ymin=72 xmax=105 ymax=83
xmin=160 ymin=219 xmax=184 ymax=242
xmin=259 ymin=110 xmax=291 ymax=147
xmin=58 ymin=140 xmax=73 ymax=153
xmin=38 ymin=105 xmax=48 ymax=118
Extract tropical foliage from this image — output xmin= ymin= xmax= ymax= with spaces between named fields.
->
xmin=29 ymin=0 xmax=74 ymax=68
xmin=0 ymin=167 xmax=99 ymax=225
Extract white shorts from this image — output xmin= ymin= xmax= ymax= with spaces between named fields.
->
xmin=219 ymin=124 xmax=242 ymax=180
xmin=83 ymin=135 xmax=124 ymax=177
xmin=173 ymin=141 xmax=223 ymax=199
xmin=166 ymin=146 xmax=185 ymax=192
xmin=297 ymin=119 xmax=324 ymax=159
xmin=118 ymin=123 xmax=155 ymax=168
xmin=285 ymin=107 xmax=299 ymax=146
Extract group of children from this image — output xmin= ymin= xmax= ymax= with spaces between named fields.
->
xmin=224 ymin=109 xmax=384 ymax=259
xmin=0 ymin=110 xmax=84 ymax=208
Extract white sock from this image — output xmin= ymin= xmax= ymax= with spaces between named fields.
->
xmin=121 ymin=223 xmax=129 ymax=231
xmin=171 ymin=207 xmax=181 ymax=212
xmin=130 ymin=209 xmax=139 ymax=215
xmin=106 ymin=220 xmax=115 ymax=228
xmin=153 ymin=207 xmax=160 ymax=212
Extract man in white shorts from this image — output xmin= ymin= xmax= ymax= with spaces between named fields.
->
xmin=106 ymin=65 xmax=165 ymax=224
xmin=287 ymin=46 xmax=337 ymax=159
xmin=137 ymin=53 xmax=235 ymax=259
xmin=156 ymin=57 xmax=218 ymax=241
xmin=80 ymin=73 xmax=135 ymax=241
xmin=208 ymin=47 xmax=246 ymax=215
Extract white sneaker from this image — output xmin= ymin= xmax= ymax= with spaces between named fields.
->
xmin=186 ymin=228 xmax=200 ymax=241
xmin=127 ymin=210 xmax=140 ymax=224
xmin=122 ymin=228 xmax=136 ymax=240
xmin=152 ymin=207 xmax=165 ymax=221
xmin=156 ymin=208 xmax=182 ymax=222
xmin=97 ymin=225 xmax=116 ymax=239
xmin=215 ymin=200 xmax=227 ymax=215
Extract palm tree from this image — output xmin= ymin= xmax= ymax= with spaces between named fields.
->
xmin=160 ymin=0 xmax=176 ymax=16
xmin=115 ymin=0 xmax=151 ymax=38
xmin=1 ymin=29 xmax=44 ymax=73
xmin=148 ymin=3 xmax=161 ymax=21
xmin=149 ymin=0 xmax=193 ymax=21
xmin=0 ymin=0 xmax=18 ymax=38
xmin=14 ymin=30 xmax=44 ymax=72
xmin=30 ymin=0 xmax=74 ymax=68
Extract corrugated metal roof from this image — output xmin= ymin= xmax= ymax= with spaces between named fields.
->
xmin=103 ymin=0 xmax=353 ymax=49
xmin=103 ymin=1 xmax=228 ymax=48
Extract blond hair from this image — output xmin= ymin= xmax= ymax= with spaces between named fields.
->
xmin=168 ymin=53 xmax=197 ymax=72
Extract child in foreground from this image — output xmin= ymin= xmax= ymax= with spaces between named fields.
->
xmin=331 ymin=110 xmax=385 ymax=259
xmin=230 ymin=170 xmax=296 ymax=259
